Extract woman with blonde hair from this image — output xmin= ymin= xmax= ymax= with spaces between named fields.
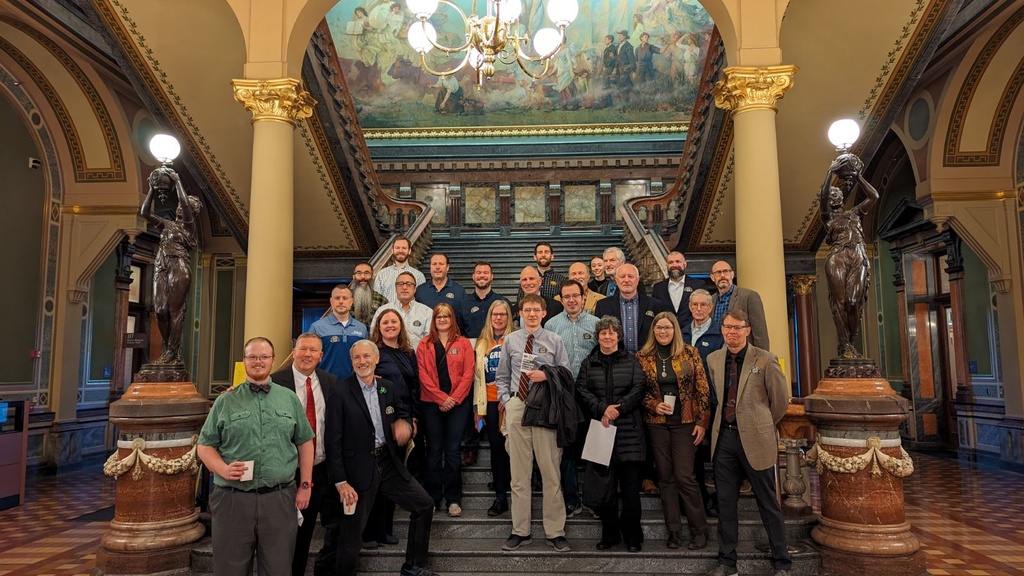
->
xmin=473 ymin=299 xmax=514 ymax=516
xmin=637 ymin=311 xmax=711 ymax=550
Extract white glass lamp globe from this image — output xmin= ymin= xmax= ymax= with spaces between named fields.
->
xmin=408 ymin=21 xmax=437 ymax=54
xmin=546 ymin=0 xmax=579 ymax=27
xmin=149 ymin=134 xmax=181 ymax=163
xmin=828 ymin=119 xmax=860 ymax=150
xmin=533 ymin=27 xmax=561 ymax=58
xmin=498 ymin=0 xmax=523 ymax=23
xmin=468 ymin=47 xmax=484 ymax=70
xmin=406 ymin=0 xmax=438 ymax=19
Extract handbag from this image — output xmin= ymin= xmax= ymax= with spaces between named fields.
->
xmin=582 ymin=461 xmax=617 ymax=509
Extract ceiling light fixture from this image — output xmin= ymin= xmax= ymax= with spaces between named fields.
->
xmin=406 ymin=0 xmax=579 ymax=87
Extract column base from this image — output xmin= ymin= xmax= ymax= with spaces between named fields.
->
xmin=813 ymin=515 xmax=920 ymax=556
xmin=818 ymin=542 xmax=926 ymax=576
xmin=93 ymin=542 xmax=195 ymax=575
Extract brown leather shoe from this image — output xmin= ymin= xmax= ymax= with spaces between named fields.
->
xmin=642 ymin=479 xmax=660 ymax=495
xmin=666 ymin=531 xmax=682 ymax=549
xmin=462 ymin=450 xmax=477 ymax=466
xmin=688 ymin=532 xmax=709 ymax=550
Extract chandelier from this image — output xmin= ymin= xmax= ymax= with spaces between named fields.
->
xmin=405 ymin=0 xmax=579 ymax=87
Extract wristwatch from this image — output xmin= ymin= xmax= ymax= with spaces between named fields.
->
xmin=300 ymin=481 xmax=312 ymax=490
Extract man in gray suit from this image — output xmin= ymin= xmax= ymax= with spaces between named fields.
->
xmin=709 ymin=261 xmax=769 ymax=349
xmin=705 ymin=309 xmax=791 ymax=576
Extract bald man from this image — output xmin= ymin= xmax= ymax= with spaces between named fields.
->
xmin=511 ymin=266 xmax=562 ymax=328
xmin=563 ymin=262 xmax=605 ymax=314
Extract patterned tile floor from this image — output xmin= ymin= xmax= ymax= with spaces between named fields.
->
xmin=0 ymin=452 xmax=1021 ymax=575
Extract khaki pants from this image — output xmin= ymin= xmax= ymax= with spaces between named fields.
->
xmin=504 ymin=397 xmax=565 ymax=538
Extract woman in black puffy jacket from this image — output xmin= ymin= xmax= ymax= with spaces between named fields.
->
xmin=575 ymin=315 xmax=648 ymax=553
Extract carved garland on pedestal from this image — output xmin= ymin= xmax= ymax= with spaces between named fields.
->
xmin=103 ymin=436 xmax=200 ymax=480
xmin=805 ymin=436 xmax=915 ymax=478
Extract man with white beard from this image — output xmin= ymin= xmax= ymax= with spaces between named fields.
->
xmin=349 ymin=262 xmax=389 ymax=327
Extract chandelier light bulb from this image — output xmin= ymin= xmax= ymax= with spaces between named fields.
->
xmin=532 ymin=27 xmax=561 ymax=58
xmin=498 ymin=0 xmax=523 ymax=23
xmin=406 ymin=0 xmax=438 ymax=19
xmin=468 ymin=47 xmax=484 ymax=69
xmin=546 ymin=0 xmax=579 ymax=27
xmin=828 ymin=119 xmax=860 ymax=151
xmin=148 ymin=134 xmax=180 ymax=163
xmin=408 ymin=21 xmax=437 ymax=54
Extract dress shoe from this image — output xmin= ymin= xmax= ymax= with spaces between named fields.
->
xmin=666 ymin=531 xmax=682 ymax=549
xmin=740 ymin=479 xmax=752 ymax=494
xmin=361 ymin=540 xmax=379 ymax=550
xmin=641 ymin=479 xmax=660 ymax=495
xmin=595 ymin=537 xmax=621 ymax=550
xmin=400 ymin=563 xmax=441 ymax=576
xmin=705 ymin=502 xmax=720 ymax=517
xmin=448 ymin=503 xmax=463 ymax=517
xmin=705 ymin=564 xmax=738 ymax=576
xmin=627 ymin=543 xmax=642 ymax=553
xmin=462 ymin=449 xmax=477 ymax=466
xmin=487 ymin=499 xmax=509 ymax=517
xmin=382 ymin=534 xmax=400 ymax=545
xmin=687 ymin=532 xmax=709 ymax=550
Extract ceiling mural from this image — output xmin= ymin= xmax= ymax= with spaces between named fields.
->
xmin=324 ymin=0 xmax=713 ymax=136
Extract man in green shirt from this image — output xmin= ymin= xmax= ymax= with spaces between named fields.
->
xmin=197 ymin=337 xmax=315 ymax=576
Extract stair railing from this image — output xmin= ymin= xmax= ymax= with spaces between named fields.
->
xmin=370 ymin=206 xmax=435 ymax=273
xmin=620 ymin=203 xmax=668 ymax=287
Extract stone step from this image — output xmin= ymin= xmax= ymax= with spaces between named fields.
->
xmin=190 ymin=536 xmax=820 ymax=574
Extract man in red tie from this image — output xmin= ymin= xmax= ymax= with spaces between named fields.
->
xmin=272 ymin=332 xmax=343 ymax=576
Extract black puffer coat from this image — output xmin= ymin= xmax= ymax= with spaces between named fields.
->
xmin=575 ymin=346 xmax=647 ymax=463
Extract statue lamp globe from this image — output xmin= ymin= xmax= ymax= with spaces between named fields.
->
xmin=827 ymin=119 xmax=860 ymax=153
xmin=148 ymin=134 xmax=182 ymax=202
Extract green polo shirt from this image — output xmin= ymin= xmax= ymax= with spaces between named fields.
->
xmin=198 ymin=381 xmax=314 ymax=490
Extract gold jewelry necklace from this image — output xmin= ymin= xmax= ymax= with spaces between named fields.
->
xmin=657 ymin=352 xmax=672 ymax=378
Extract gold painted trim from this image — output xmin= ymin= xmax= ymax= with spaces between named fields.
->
xmin=931 ymin=190 xmax=1013 ymax=202
xmin=712 ymin=65 xmax=798 ymax=114
xmin=62 ymin=205 xmax=140 ymax=215
xmin=363 ymin=122 xmax=688 ymax=140
xmin=231 ymin=78 xmax=315 ymax=126
xmin=790 ymin=275 xmax=819 ymax=296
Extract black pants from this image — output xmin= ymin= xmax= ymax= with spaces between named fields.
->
xmin=336 ymin=452 xmax=435 ymax=576
xmin=421 ymin=401 xmax=471 ymax=505
xmin=361 ymin=493 xmax=395 ymax=543
xmin=597 ymin=460 xmax=644 ymax=546
xmin=294 ymin=463 xmax=340 ymax=576
xmin=462 ymin=404 xmax=482 ymax=452
xmin=485 ymin=401 xmax=511 ymax=502
xmin=713 ymin=427 xmax=791 ymax=570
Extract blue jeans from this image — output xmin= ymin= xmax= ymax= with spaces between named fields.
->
xmin=421 ymin=400 xmax=471 ymax=505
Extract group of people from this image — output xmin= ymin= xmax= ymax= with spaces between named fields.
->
xmin=196 ymin=238 xmax=793 ymax=576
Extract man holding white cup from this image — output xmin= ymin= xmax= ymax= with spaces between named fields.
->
xmin=326 ymin=340 xmax=438 ymax=576
xmin=637 ymin=312 xmax=712 ymax=550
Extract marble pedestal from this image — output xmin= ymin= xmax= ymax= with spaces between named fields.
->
xmin=94 ymin=365 xmax=209 ymax=575
xmin=805 ymin=368 xmax=925 ymax=576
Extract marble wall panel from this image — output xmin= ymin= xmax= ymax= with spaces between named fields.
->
xmin=514 ymin=185 xmax=546 ymax=224
xmin=614 ymin=182 xmax=648 ymax=221
xmin=564 ymin=184 xmax=597 ymax=223
xmin=465 ymin=185 xmax=497 ymax=225
xmin=416 ymin=185 xmax=448 ymax=224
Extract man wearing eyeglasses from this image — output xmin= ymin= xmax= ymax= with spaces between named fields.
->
xmin=371 ymin=271 xmax=433 ymax=348
xmin=708 ymin=261 xmax=769 ymax=350
xmin=197 ymin=337 xmax=315 ymax=576
xmin=651 ymin=251 xmax=707 ymax=327
xmin=705 ymin=310 xmax=791 ymax=576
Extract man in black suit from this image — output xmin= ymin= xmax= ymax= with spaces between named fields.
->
xmin=327 ymin=340 xmax=438 ymax=576
xmin=271 ymin=332 xmax=342 ymax=576
xmin=651 ymin=251 xmax=707 ymax=328
xmin=594 ymin=263 xmax=669 ymax=353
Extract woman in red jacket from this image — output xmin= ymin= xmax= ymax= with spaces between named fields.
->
xmin=417 ymin=302 xmax=476 ymax=517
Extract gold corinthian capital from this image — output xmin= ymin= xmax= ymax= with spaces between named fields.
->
xmin=789 ymin=274 xmax=818 ymax=296
xmin=713 ymin=65 xmax=798 ymax=114
xmin=231 ymin=78 xmax=315 ymax=125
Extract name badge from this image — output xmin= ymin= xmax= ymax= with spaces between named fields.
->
xmin=645 ymin=310 xmax=654 ymax=317
xmin=449 ymin=348 xmax=459 ymax=355
xmin=446 ymin=293 xmax=455 ymax=299
xmin=385 ymin=406 xmax=395 ymax=415
xmin=751 ymin=366 xmax=761 ymax=374
xmin=684 ymin=286 xmax=693 ymax=292
xmin=701 ymin=341 xmax=709 ymax=347
xmin=583 ymin=333 xmax=592 ymax=340
xmin=537 ymin=345 xmax=548 ymax=354
xmin=471 ymin=306 xmax=480 ymax=313
xmin=413 ymin=320 xmax=422 ymax=327
xmin=330 ymin=335 xmax=340 ymax=343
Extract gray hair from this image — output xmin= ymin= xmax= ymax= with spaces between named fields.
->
xmin=349 ymin=339 xmax=379 ymax=358
xmin=594 ymin=315 xmax=624 ymax=342
xmin=603 ymin=247 xmax=625 ymax=261
xmin=690 ymin=288 xmax=713 ymax=303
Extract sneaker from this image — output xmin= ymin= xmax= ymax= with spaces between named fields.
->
xmin=706 ymin=564 xmax=738 ymax=576
xmin=546 ymin=536 xmax=571 ymax=552
xmin=448 ymin=503 xmax=462 ymax=517
xmin=740 ymin=480 xmax=752 ymax=494
xmin=487 ymin=499 xmax=509 ymax=517
xmin=565 ymin=504 xmax=582 ymax=517
xmin=502 ymin=533 xmax=532 ymax=551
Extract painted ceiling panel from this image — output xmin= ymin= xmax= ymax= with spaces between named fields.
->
xmin=959 ymin=21 xmax=1024 ymax=151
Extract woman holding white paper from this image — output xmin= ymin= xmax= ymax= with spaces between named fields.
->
xmin=575 ymin=315 xmax=648 ymax=552
xmin=637 ymin=312 xmax=711 ymax=550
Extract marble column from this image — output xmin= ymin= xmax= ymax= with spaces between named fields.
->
xmin=232 ymin=78 xmax=314 ymax=350
xmin=713 ymin=65 xmax=797 ymax=377
xmin=790 ymin=275 xmax=821 ymax=396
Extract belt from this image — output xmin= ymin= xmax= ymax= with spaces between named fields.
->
xmin=372 ymin=445 xmax=387 ymax=457
xmin=722 ymin=422 xmax=739 ymax=431
xmin=219 ymin=481 xmax=294 ymax=494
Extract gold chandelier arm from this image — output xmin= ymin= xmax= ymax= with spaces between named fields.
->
xmin=417 ymin=51 xmax=474 ymax=79
xmin=420 ymin=0 xmax=476 ymax=53
xmin=513 ymin=26 xmax=567 ymax=64
xmin=513 ymin=55 xmax=554 ymax=80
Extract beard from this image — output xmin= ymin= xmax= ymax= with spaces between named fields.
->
xmin=352 ymin=283 xmax=374 ymax=322
xmin=668 ymin=268 xmax=684 ymax=280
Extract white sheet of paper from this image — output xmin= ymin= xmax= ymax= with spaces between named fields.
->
xmin=520 ymin=352 xmax=539 ymax=376
xmin=297 ymin=509 xmax=304 ymax=526
xmin=581 ymin=419 xmax=616 ymax=466
xmin=239 ymin=460 xmax=254 ymax=482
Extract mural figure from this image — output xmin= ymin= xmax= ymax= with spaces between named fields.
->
xmin=819 ymin=153 xmax=878 ymax=359
xmin=635 ymin=32 xmax=661 ymax=85
xmin=435 ymin=75 xmax=464 ymax=114
xmin=614 ymin=30 xmax=636 ymax=93
xmin=140 ymin=167 xmax=203 ymax=365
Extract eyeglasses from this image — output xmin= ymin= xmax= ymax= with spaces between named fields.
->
xmin=721 ymin=324 xmax=748 ymax=332
xmin=690 ymin=302 xmax=711 ymax=308
xmin=435 ymin=314 xmax=452 ymax=320
xmin=710 ymin=269 xmax=733 ymax=276
xmin=491 ymin=312 xmax=508 ymax=317
xmin=395 ymin=281 xmax=416 ymax=287
xmin=561 ymin=293 xmax=582 ymax=300
xmin=244 ymin=355 xmax=273 ymax=362
xmin=653 ymin=325 xmax=674 ymax=331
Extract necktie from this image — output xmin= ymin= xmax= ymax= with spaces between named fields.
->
xmin=249 ymin=382 xmax=270 ymax=394
xmin=305 ymin=377 xmax=317 ymax=445
xmin=516 ymin=334 xmax=535 ymax=402
xmin=725 ymin=355 xmax=739 ymax=424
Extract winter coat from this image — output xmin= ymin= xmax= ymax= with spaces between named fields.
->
xmin=575 ymin=346 xmax=647 ymax=463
